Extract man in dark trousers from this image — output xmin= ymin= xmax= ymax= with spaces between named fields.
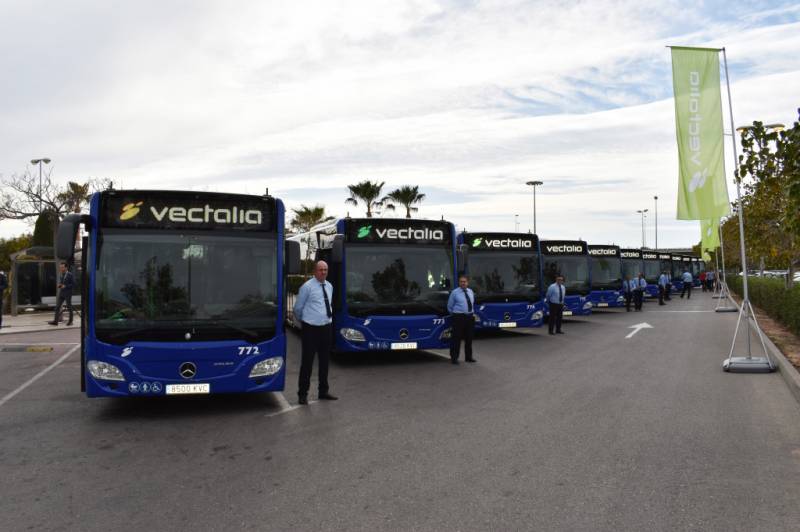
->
xmin=545 ymin=275 xmax=566 ymax=335
xmin=49 ymin=262 xmax=74 ymax=326
xmin=622 ymin=274 xmax=635 ymax=312
xmin=634 ymin=272 xmax=647 ymax=311
xmin=0 ymin=270 xmax=8 ymax=328
xmin=447 ymin=275 xmax=476 ymax=364
xmin=293 ymin=261 xmax=337 ymax=405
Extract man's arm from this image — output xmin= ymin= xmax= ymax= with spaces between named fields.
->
xmin=446 ymin=290 xmax=456 ymax=313
xmin=293 ymin=282 xmax=309 ymax=322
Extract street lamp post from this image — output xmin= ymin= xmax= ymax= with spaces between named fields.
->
xmin=30 ymin=158 xmax=51 ymax=213
xmin=525 ymin=180 xmax=543 ymax=234
xmin=653 ymin=195 xmax=658 ymax=250
xmin=514 ymin=214 xmax=519 ymax=232
xmin=636 ymin=209 xmax=648 ymax=248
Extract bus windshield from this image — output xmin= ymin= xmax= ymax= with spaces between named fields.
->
xmin=621 ymin=259 xmax=641 ymax=280
xmin=590 ymin=257 xmax=621 ymax=290
xmin=644 ymin=260 xmax=660 ymax=283
xmin=345 ymin=245 xmax=453 ymax=317
xmin=542 ymin=257 xmax=590 ymax=296
xmin=95 ymin=232 xmax=277 ymax=343
xmin=469 ymin=251 xmax=540 ymax=303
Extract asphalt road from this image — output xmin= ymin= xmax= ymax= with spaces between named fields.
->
xmin=1 ymin=292 xmax=799 ymax=531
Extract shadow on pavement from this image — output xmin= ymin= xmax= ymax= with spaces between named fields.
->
xmin=94 ymin=392 xmax=286 ymax=421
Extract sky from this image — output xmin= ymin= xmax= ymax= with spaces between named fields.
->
xmin=1 ymin=0 xmax=798 ymax=248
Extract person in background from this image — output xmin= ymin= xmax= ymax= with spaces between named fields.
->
xmin=699 ymin=270 xmax=707 ymax=292
xmin=706 ymin=269 xmax=716 ymax=291
xmin=622 ymin=274 xmax=635 ymax=312
xmin=49 ymin=262 xmax=74 ymax=326
xmin=293 ymin=260 xmax=338 ymax=405
xmin=680 ymin=269 xmax=693 ymax=299
xmin=0 ymin=270 xmax=8 ymax=329
xmin=545 ymin=275 xmax=566 ymax=334
xmin=634 ymin=272 xmax=646 ymax=311
xmin=658 ymin=270 xmax=669 ymax=306
xmin=447 ymin=275 xmax=476 ymax=364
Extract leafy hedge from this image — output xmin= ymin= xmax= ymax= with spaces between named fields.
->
xmin=727 ymin=276 xmax=800 ymax=337
xmin=287 ymin=275 xmax=310 ymax=295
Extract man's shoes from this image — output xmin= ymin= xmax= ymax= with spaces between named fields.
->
xmin=298 ymin=395 xmax=308 ymax=405
xmin=48 ymin=321 xmax=58 ymax=326
xmin=556 ymin=331 xmax=565 ymax=335
xmin=451 ymin=359 xmax=459 ymax=364
xmin=465 ymin=358 xmax=476 ymax=363
xmin=548 ymin=332 xmax=555 ymax=335
xmin=318 ymin=393 xmax=338 ymax=401
xmin=66 ymin=321 xmax=73 ymax=326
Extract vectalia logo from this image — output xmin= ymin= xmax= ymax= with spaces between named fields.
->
xmin=545 ymin=244 xmax=583 ymax=253
xmin=589 ymin=248 xmax=617 ymax=256
xmin=472 ymin=237 xmax=483 ymax=247
xmin=149 ymin=204 xmax=262 ymax=225
xmin=357 ymin=225 xmax=372 ymax=238
xmin=375 ymin=227 xmax=444 ymax=240
xmin=483 ymin=238 xmax=532 ymax=249
xmin=120 ymin=201 xmax=144 ymax=221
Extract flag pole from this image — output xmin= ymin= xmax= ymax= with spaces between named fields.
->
xmin=720 ymin=47 xmax=773 ymax=371
xmin=715 ymin=220 xmax=736 ymax=310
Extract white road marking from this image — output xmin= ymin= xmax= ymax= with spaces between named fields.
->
xmin=0 ymin=344 xmax=80 ymax=408
xmin=0 ymin=342 xmax=80 ymax=346
xmin=265 ymin=394 xmax=318 ymax=418
xmin=649 ymin=310 xmax=716 ymax=313
xmin=625 ymin=322 xmax=653 ymax=339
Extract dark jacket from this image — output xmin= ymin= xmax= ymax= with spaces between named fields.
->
xmin=59 ymin=271 xmax=74 ymax=294
xmin=0 ymin=273 xmax=8 ymax=292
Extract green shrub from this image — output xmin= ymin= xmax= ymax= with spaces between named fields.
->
xmin=728 ymin=276 xmax=800 ymax=337
xmin=287 ymin=275 xmax=310 ymax=294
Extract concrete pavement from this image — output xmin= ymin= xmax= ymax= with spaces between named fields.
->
xmin=1 ymin=292 xmax=799 ymax=531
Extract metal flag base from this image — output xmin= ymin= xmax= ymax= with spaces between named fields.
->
xmin=722 ymin=298 xmax=775 ymax=373
xmin=715 ymin=281 xmax=738 ymax=312
xmin=723 ymin=356 xmax=775 ymax=372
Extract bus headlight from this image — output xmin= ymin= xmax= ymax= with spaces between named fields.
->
xmin=340 ymin=328 xmax=366 ymax=342
xmin=532 ymin=310 xmax=543 ymax=321
xmin=583 ymin=301 xmax=593 ymax=310
xmin=87 ymin=360 xmax=125 ymax=382
xmin=617 ymin=295 xmax=625 ymax=303
xmin=249 ymin=357 xmax=283 ymax=378
xmin=440 ymin=328 xmax=452 ymax=340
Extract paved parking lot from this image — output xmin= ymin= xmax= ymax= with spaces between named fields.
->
xmin=2 ymin=293 xmax=800 ymax=531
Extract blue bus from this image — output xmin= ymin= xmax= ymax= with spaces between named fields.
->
xmin=671 ymin=254 xmax=685 ymax=293
xmin=459 ymin=232 xmax=545 ymax=329
xmin=290 ymin=218 xmax=458 ymax=352
xmin=587 ymin=245 xmax=624 ymax=308
xmin=641 ymin=251 xmax=661 ymax=299
xmin=540 ymin=240 xmax=592 ymax=316
xmin=56 ymin=190 xmax=300 ymax=398
xmin=620 ymin=248 xmax=643 ymax=282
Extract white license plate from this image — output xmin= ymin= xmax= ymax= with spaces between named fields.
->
xmin=598 ymin=303 xmax=609 ymax=307
xmin=165 ymin=383 xmax=210 ymax=395
xmin=498 ymin=322 xmax=517 ymax=328
xmin=391 ymin=342 xmax=417 ymax=350
xmin=563 ymin=311 xmax=573 ymax=316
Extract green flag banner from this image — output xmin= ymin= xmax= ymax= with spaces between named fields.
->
xmin=670 ymin=47 xmax=730 ymax=220
xmin=700 ymin=218 xmax=720 ymax=257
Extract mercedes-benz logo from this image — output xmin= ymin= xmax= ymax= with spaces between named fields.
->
xmin=399 ymin=329 xmax=409 ymax=340
xmin=504 ymin=312 xmax=511 ymax=321
xmin=179 ymin=362 xmax=197 ymax=379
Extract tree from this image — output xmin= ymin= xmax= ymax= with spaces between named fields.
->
xmin=344 ymin=180 xmax=390 ymax=218
xmin=736 ymin=113 xmax=800 ymax=287
xmin=288 ymin=204 xmax=335 ymax=274
xmin=32 ymin=211 xmax=58 ymax=247
xmin=385 ymin=185 xmax=426 ymax=218
xmin=57 ymin=181 xmax=92 ymax=214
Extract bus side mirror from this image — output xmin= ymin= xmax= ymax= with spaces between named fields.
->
xmin=56 ymin=214 xmax=88 ymax=262
xmin=457 ymin=245 xmax=468 ymax=275
xmin=331 ymin=235 xmax=344 ymax=263
xmin=286 ymin=241 xmax=301 ymax=275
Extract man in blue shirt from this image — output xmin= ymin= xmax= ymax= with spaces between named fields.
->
xmin=657 ymin=270 xmax=669 ymax=306
xmin=293 ymin=261 xmax=337 ymax=405
xmin=622 ymin=274 xmax=635 ymax=312
xmin=680 ymin=269 xmax=693 ymax=299
xmin=706 ymin=269 xmax=716 ymax=291
xmin=545 ymin=275 xmax=566 ymax=335
xmin=634 ymin=272 xmax=647 ymax=311
xmin=49 ymin=262 xmax=75 ymax=326
xmin=447 ymin=275 xmax=475 ymax=364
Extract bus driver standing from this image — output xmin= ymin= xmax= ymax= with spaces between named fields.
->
xmin=447 ymin=275 xmax=476 ymax=364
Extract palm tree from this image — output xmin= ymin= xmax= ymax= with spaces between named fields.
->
xmin=344 ymin=180 xmax=390 ymax=218
xmin=289 ymin=204 xmax=335 ymax=274
xmin=57 ymin=181 xmax=92 ymax=214
xmin=386 ymin=185 xmax=426 ymax=218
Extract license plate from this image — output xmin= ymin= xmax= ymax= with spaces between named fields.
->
xmin=498 ymin=322 xmax=517 ymax=328
xmin=563 ymin=311 xmax=573 ymax=316
xmin=391 ymin=342 xmax=417 ymax=350
xmin=165 ymin=383 xmax=210 ymax=395
xmin=598 ymin=303 xmax=609 ymax=307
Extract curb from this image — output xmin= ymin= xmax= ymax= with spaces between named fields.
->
xmin=759 ymin=325 xmax=800 ymax=407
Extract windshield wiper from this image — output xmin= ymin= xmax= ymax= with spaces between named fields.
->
xmin=202 ymin=320 xmax=260 ymax=341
